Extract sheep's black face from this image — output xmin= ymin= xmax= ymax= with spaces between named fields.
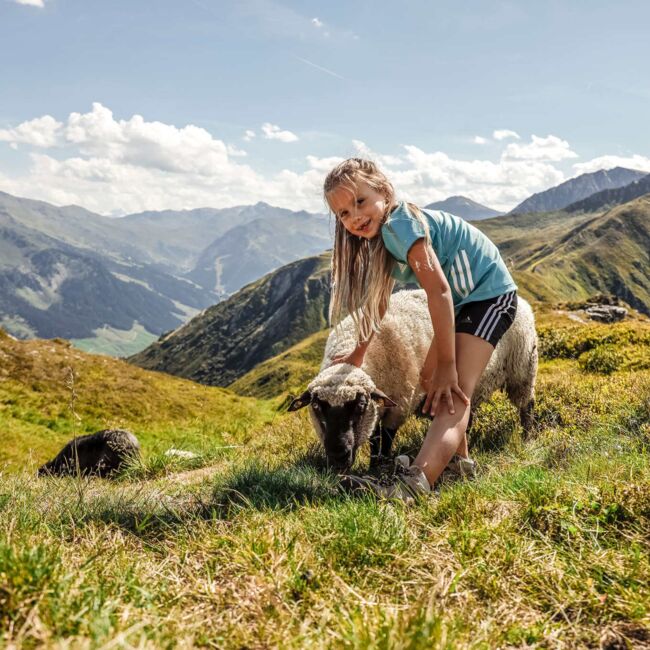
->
xmin=311 ymin=394 xmax=369 ymax=471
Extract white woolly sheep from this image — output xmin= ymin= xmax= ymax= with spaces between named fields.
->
xmin=289 ymin=289 xmax=537 ymax=471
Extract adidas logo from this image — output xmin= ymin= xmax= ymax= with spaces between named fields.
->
xmin=459 ymin=316 xmax=472 ymax=324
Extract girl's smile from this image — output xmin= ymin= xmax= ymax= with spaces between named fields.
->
xmin=327 ymin=181 xmax=392 ymax=239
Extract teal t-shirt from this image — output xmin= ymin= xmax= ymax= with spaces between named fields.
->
xmin=381 ymin=202 xmax=517 ymax=311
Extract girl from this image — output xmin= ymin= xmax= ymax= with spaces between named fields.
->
xmin=324 ymin=158 xmax=518 ymax=501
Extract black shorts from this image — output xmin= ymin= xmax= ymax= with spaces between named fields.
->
xmin=455 ymin=291 xmax=518 ymax=347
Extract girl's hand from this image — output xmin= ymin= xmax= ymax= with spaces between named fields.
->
xmin=422 ymin=362 xmax=470 ymax=416
xmin=331 ymin=349 xmax=365 ymax=368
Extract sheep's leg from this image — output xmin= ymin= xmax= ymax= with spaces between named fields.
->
xmin=519 ymin=399 xmax=536 ymax=438
xmin=369 ymin=424 xmax=383 ymax=467
xmin=380 ymin=426 xmax=397 ymax=458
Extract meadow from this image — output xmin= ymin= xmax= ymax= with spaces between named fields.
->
xmin=0 ymin=311 xmax=649 ymax=648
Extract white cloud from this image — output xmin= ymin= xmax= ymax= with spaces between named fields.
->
xmin=389 ymin=145 xmax=564 ymax=211
xmin=473 ymin=136 xmax=488 ymax=145
xmin=311 ymin=17 xmax=323 ymax=28
xmin=1 ymin=104 xmax=647 ymax=216
xmin=352 ymin=140 xmax=403 ymax=166
xmin=261 ymin=122 xmax=299 ymax=143
xmin=503 ymin=134 xmax=578 ymax=162
xmin=572 ymin=154 xmax=650 ymax=175
xmin=0 ymin=115 xmax=62 ymax=147
xmin=0 ymin=104 xmax=317 ymax=215
xmin=306 ymin=155 xmax=344 ymax=172
xmin=227 ymin=144 xmax=247 ymax=157
xmin=493 ymin=129 xmax=520 ymax=141
xmin=243 ymin=129 xmax=256 ymax=141
xmin=14 ymin=0 xmax=45 ymax=6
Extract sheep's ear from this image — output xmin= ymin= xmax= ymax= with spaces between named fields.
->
xmin=288 ymin=390 xmax=312 ymax=411
xmin=370 ymin=390 xmax=397 ymax=408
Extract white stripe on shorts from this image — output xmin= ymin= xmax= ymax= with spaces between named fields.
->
xmin=477 ymin=294 xmax=514 ymax=341
xmin=483 ymin=292 xmax=515 ymax=342
xmin=474 ymin=293 xmax=507 ymax=339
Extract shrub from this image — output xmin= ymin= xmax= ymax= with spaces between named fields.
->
xmin=579 ymin=345 xmax=624 ymax=374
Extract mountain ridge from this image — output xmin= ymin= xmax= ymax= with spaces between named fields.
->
xmin=509 ymin=167 xmax=647 ymax=214
xmin=130 ymin=195 xmax=650 ymax=386
xmin=425 ymin=195 xmax=501 ymax=220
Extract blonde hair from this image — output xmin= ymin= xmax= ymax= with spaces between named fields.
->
xmin=324 ymin=158 xmax=432 ymax=341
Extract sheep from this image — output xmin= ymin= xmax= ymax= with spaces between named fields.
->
xmin=37 ymin=429 xmax=141 ymax=478
xmin=289 ymin=289 xmax=537 ymax=471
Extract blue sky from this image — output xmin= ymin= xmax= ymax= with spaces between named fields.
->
xmin=1 ymin=0 xmax=649 ymax=215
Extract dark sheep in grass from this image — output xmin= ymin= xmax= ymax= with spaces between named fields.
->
xmin=37 ymin=429 xmax=141 ymax=478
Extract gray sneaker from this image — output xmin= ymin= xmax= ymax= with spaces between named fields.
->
xmin=342 ymin=459 xmax=430 ymax=504
xmin=394 ymin=454 xmax=411 ymax=470
xmin=439 ymin=454 xmax=478 ymax=484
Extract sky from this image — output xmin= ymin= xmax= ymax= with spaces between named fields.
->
xmin=1 ymin=0 xmax=649 ymax=216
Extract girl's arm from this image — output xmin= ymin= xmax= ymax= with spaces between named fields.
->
xmin=331 ymin=300 xmax=388 ymax=367
xmin=407 ymin=239 xmax=470 ymax=415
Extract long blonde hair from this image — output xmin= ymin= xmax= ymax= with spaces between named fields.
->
xmin=324 ymin=158 xmax=431 ymax=341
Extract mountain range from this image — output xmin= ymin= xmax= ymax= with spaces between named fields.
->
xmin=425 ymin=196 xmax=501 ymax=220
xmin=0 ymin=193 xmax=331 ymax=354
xmin=1 ymin=165 xmax=649 ymax=358
xmin=130 ymin=191 xmax=650 ymax=387
xmin=129 ymin=252 xmax=331 ymax=386
xmin=509 ymin=167 xmax=646 ymax=214
xmin=565 ymin=172 xmax=650 ymax=214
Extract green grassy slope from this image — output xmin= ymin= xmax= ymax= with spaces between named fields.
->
xmin=1 ymin=315 xmax=649 ymax=647
xmin=0 ymin=329 xmax=275 ymax=472
xmin=129 ymin=252 xmax=332 ymax=386
xmin=481 ymin=195 xmax=650 ymax=311
xmin=228 ymin=329 xmax=329 ymax=400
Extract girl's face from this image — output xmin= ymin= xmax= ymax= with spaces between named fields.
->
xmin=327 ymin=180 xmax=390 ymax=239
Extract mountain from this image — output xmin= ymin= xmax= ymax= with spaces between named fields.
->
xmin=564 ymin=174 xmax=650 ymax=214
xmin=0 ymin=212 xmax=209 ymax=345
xmin=131 ymin=195 xmax=650 ymax=387
xmin=509 ymin=195 xmax=650 ymax=313
xmin=129 ymin=252 xmax=332 ymax=386
xmin=509 ymin=167 xmax=647 ymax=214
xmin=425 ymin=196 xmax=501 ymax=220
xmin=186 ymin=211 xmax=331 ymax=293
xmin=0 ymin=192 xmax=332 ymax=354
xmin=118 ymin=202 xmax=329 ymax=274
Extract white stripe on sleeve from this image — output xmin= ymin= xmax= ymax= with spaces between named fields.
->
xmin=460 ymin=250 xmax=475 ymax=292
xmin=453 ymin=256 xmax=468 ymax=296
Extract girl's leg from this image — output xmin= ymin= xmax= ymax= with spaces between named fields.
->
xmin=414 ymin=333 xmax=495 ymax=485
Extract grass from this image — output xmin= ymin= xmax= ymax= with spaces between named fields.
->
xmin=1 ymin=317 xmax=650 ymax=648
xmin=0 ymin=330 xmax=276 ymax=473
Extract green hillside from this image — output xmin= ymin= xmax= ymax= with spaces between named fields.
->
xmin=129 ymin=252 xmax=332 ymax=386
xmin=229 ymin=329 xmax=330 ymax=400
xmin=131 ymin=195 xmax=650 ymax=391
xmin=480 ymin=195 xmax=650 ymax=312
xmin=1 ymin=314 xmax=649 ymax=647
xmin=0 ymin=328 xmax=275 ymax=473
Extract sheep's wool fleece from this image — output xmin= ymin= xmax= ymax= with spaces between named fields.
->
xmin=316 ymin=290 xmax=433 ymax=431
xmin=308 ymin=365 xmax=377 ymax=406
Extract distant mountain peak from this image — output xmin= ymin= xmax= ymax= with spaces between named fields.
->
xmin=509 ymin=167 xmax=647 ymax=215
xmin=424 ymin=195 xmax=501 ymax=221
